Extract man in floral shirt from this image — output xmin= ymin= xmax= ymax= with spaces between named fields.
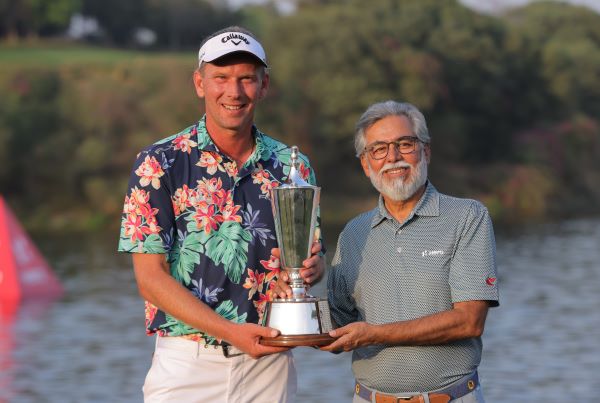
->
xmin=118 ymin=26 xmax=324 ymax=403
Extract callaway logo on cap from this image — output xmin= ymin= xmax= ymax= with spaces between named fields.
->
xmin=198 ymin=31 xmax=268 ymax=67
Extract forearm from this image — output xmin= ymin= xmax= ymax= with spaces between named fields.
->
xmin=132 ymin=254 xmax=238 ymax=343
xmin=135 ymin=270 xmax=238 ymax=342
xmin=371 ymin=304 xmax=486 ymax=346
xmin=323 ymin=300 xmax=489 ymax=353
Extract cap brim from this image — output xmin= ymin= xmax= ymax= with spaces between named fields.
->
xmin=203 ymin=49 xmax=268 ymax=67
xmin=198 ymin=31 xmax=268 ymax=67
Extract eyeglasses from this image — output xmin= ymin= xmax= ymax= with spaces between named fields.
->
xmin=362 ymin=136 xmax=423 ymax=160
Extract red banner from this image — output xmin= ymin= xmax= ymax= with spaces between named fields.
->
xmin=0 ymin=196 xmax=63 ymax=308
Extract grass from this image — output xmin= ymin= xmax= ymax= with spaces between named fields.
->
xmin=0 ymin=40 xmax=194 ymax=67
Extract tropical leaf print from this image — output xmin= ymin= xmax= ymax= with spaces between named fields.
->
xmin=118 ymin=231 xmax=138 ymax=253
xmin=191 ymin=278 xmax=223 ymax=304
xmin=163 ymin=313 xmax=197 ymax=336
xmin=142 ymin=234 xmax=165 ymax=253
xmin=204 ymin=300 xmax=249 ymax=344
xmin=118 ymin=119 xmax=322 ymax=340
xmin=171 ymin=232 xmax=205 ymax=285
xmin=205 ymin=221 xmax=252 ymax=283
xmin=216 ymin=300 xmax=248 ymax=323
xmin=242 ymin=203 xmax=275 ymax=246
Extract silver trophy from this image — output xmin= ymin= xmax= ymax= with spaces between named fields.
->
xmin=260 ymin=146 xmax=334 ymax=347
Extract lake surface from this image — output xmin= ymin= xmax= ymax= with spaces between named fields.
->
xmin=1 ymin=217 xmax=599 ymax=402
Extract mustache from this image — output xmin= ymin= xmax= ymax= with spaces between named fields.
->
xmin=378 ymin=161 xmax=411 ymax=177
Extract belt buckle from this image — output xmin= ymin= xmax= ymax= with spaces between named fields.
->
xmin=377 ymin=395 xmax=416 ymax=403
xmin=222 ymin=343 xmax=243 ymax=358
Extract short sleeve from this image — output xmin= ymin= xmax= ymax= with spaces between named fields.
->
xmin=449 ymin=202 xmax=499 ymax=306
xmin=327 ymin=232 xmax=359 ymax=327
xmin=117 ymin=149 xmax=175 ymax=254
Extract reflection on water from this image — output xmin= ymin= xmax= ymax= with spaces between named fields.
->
xmin=1 ymin=218 xmax=599 ymax=402
xmin=481 ymin=218 xmax=600 ymax=401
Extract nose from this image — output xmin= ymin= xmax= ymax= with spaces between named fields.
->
xmin=224 ymin=79 xmax=243 ymax=98
xmin=385 ymin=143 xmax=403 ymax=162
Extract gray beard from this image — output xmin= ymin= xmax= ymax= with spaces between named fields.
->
xmin=368 ymin=150 xmax=428 ymax=202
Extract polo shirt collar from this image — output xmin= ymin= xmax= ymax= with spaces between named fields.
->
xmin=371 ymin=181 xmax=440 ymax=227
xmin=195 ymin=115 xmax=271 ymax=165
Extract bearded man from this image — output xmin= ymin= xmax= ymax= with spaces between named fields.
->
xmin=323 ymin=101 xmax=499 ymax=403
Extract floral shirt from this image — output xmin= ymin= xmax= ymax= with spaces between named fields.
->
xmin=118 ymin=116 xmax=320 ymax=343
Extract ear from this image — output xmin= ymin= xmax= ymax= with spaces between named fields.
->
xmin=193 ymin=70 xmax=205 ymax=99
xmin=258 ymin=71 xmax=270 ymax=100
xmin=424 ymin=143 xmax=431 ymax=164
xmin=360 ymin=154 xmax=371 ymax=178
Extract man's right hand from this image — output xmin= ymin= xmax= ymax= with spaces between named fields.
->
xmin=227 ymin=323 xmax=290 ymax=359
xmin=270 ymin=241 xmax=325 ymax=299
xmin=133 ymin=254 xmax=290 ymax=359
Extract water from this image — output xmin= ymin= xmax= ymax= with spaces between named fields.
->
xmin=1 ymin=218 xmax=599 ymax=402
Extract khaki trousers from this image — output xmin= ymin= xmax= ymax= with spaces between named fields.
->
xmin=143 ymin=336 xmax=297 ymax=403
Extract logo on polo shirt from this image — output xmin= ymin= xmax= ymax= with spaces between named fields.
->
xmin=486 ymin=276 xmax=497 ymax=286
xmin=421 ymin=250 xmax=445 ymax=257
xmin=221 ymin=33 xmax=250 ymax=46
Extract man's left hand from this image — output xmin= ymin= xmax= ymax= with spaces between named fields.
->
xmin=320 ymin=322 xmax=375 ymax=352
xmin=271 ymin=241 xmax=325 ymax=299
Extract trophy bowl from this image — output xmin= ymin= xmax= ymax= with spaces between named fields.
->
xmin=261 ymin=297 xmax=334 ymax=347
xmin=260 ymin=146 xmax=334 ymax=347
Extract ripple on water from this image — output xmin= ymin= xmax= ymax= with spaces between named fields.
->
xmin=2 ymin=219 xmax=600 ymax=402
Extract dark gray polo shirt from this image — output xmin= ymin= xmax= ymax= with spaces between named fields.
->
xmin=327 ymin=182 xmax=499 ymax=393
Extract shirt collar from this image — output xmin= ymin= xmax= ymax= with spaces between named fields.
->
xmin=371 ymin=181 xmax=440 ymax=228
xmin=195 ymin=115 xmax=271 ymax=165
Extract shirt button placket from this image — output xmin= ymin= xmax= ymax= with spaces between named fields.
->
xmin=396 ymin=229 xmax=402 ymax=254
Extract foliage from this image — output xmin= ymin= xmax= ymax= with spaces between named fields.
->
xmin=505 ymin=2 xmax=600 ymax=118
xmin=141 ymin=0 xmax=242 ymax=49
xmin=0 ymin=0 xmax=81 ymax=38
xmin=0 ymin=0 xmax=243 ymax=49
xmin=0 ymin=47 xmax=199 ymax=232
xmin=80 ymin=0 xmax=242 ymax=48
xmin=2 ymin=1 xmax=600 ymax=237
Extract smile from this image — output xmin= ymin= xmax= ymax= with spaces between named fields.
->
xmin=383 ymin=167 xmax=409 ymax=175
xmin=223 ymin=104 xmax=244 ymax=110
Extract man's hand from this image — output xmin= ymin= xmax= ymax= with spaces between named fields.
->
xmin=320 ymin=301 xmax=490 ymax=352
xmin=133 ymin=254 xmax=290 ymax=359
xmin=271 ymin=241 xmax=325 ymax=299
xmin=320 ymin=322 xmax=376 ymax=352
xmin=227 ymin=323 xmax=290 ymax=359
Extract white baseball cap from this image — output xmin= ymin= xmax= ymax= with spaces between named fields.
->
xmin=198 ymin=31 xmax=268 ymax=67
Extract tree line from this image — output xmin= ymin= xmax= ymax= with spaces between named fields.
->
xmin=1 ymin=0 xmax=600 ymax=238
xmin=0 ymin=0 xmax=241 ymax=48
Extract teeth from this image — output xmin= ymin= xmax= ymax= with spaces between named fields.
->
xmin=223 ymin=105 xmax=243 ymax=110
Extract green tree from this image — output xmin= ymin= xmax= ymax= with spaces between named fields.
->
xmin=81 ymin=0 xmax=145 ymax=45
xmin=143 ymin=0 xmax=241 ymax=49
xmin=0 ymin=0 xmax=81 ymax=38
xmin=505 ymin=2 xmax=600 ymax=118
xmin=261 ymin=0 xmax=515 ymax=190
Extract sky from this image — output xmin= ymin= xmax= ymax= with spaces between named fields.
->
xmin=459 ymin=0 xmax=600 ymax=14
xmin=224 ymin=0 xmax=600 ymax=15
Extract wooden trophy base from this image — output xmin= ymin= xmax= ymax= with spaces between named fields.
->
xmin=260 ymin=333 xmax=335 ymax=347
